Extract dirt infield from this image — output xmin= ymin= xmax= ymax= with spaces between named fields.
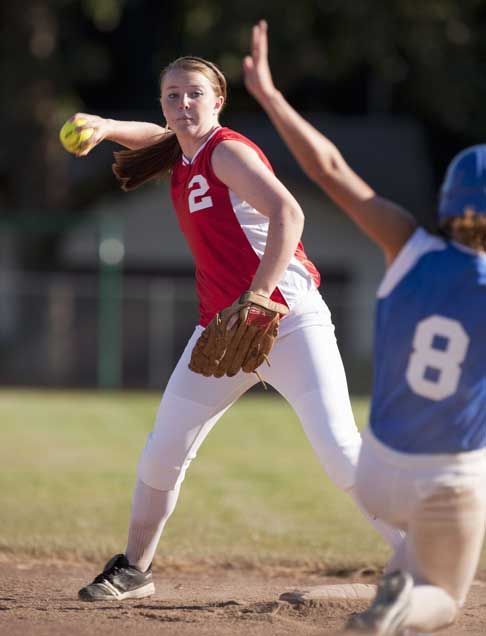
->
xmin=0 ymin=560 xmax=485 ymax=635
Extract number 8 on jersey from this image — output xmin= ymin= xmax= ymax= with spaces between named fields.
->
xmin=406 ymin=315 xmax=470 ymax=401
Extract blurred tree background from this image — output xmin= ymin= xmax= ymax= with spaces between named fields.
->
xmin=2 ymin=0 xmax=486 ymax=268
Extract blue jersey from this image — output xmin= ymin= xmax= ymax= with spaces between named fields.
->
xmin=370 ymin=228 xmax=486 ymax=454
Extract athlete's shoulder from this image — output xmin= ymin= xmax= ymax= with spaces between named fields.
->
xmin=211 ymin=126 xmax=257 ymax=145
xmin=205 ymin=127 xmax=272 ymax=170
xmin=377 ymin=227 xmax=446 ymax=298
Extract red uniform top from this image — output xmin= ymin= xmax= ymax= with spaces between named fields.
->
xmin=170 ymin=127 xmax=320 ymax=326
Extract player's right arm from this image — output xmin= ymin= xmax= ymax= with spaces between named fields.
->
xmin=72 ymin=113 xmax=166 ymax=155
xmin=243 ymin=21 xmax=417 ymax=266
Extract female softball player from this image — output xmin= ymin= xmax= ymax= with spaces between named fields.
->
xmin=244 ymin=20 xmax=486 ymax=636
xmin=73 ymin=54 xmax=402 ymax=601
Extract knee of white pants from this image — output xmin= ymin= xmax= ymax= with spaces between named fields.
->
xmin=135 ymin=388 xmax=227 ymax=491
xmin=137 ymin=432 xmax=195 ymax=491
xmin=291 ymin=389 xmax=361 ymax=491
xmin=306 ymin=428 xmax=361 ymax=492
xmin=320 ymin=446 xmax=360 ymax=491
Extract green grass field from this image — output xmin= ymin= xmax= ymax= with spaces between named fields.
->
xmin=2 ymin=390 xmax=484 ymax=571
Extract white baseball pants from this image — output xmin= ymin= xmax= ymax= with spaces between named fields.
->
xmin=131 ymin=314 xmax=402 ymax=551
xmin=356 ymin=427 xmax=486 ymax=633
xmin=126 ymin=297 xmax=403 ymax=570
xmin=139 ymin=322 xmax=361 ymax=493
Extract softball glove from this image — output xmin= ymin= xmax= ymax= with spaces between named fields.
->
xmin=189 ymin=291 xmax=289 ymax=381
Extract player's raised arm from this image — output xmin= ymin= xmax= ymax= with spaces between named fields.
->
xmin=243 ymin=20 xmax=417 ymax=266
xmin=63 ymin=113 xmax=166 ymax=156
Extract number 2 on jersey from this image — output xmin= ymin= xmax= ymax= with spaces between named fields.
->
xmin=188 ymin=175 xmax=213 ymax=213
xmin=406 ymin=315 xmax=470 ymax=401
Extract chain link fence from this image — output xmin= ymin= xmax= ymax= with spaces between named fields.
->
xmin=0 ymin=270 xmax=372 ymax=391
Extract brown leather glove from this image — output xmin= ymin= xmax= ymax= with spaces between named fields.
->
xmin=189 ymin=291 xmax=289 ymax=380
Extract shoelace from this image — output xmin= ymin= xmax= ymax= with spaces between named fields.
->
xmin=93 ymin=564 xmax=124 ymax=584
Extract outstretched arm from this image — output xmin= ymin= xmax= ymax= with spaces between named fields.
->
xmin=243 ymin=21 xmax=417 ymax=265
xmin=69 ymin=113 xmax=166 ymax=156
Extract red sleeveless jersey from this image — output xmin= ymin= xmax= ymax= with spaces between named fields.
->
xmin=170 ymin=127 xmax=320 ymax=326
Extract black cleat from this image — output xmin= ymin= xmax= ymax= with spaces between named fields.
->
xmin=344 ymin=570 xmax=413 ymax=635
xmin=78 ymin=553 xmax=155 ymax=601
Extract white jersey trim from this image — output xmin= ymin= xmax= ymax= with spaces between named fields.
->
xmin=377 ymin=228 xmax=446 ymax=299
xmin=451 ymin=239 xmax=486 ymax=258
xmin=228 ymin=190 xmax=317 ymax=309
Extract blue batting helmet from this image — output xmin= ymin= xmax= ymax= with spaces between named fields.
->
xmin=438 ymin=144 xmax=486 ymax=219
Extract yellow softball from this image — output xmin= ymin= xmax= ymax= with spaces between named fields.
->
xmin=59 ymin=117 xmax=94 ymax=154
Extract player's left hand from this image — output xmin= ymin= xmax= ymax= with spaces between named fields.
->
xmin=188 ymin=291 xmax=289 ymax=381
xmin=243 ymin=20 xmax=278 ymax=105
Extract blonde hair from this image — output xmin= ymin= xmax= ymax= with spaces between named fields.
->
xmin=113 ymin=56 xmax=227 ymax=191
xmin=440 ymin=209 xmax=486 ymax=252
